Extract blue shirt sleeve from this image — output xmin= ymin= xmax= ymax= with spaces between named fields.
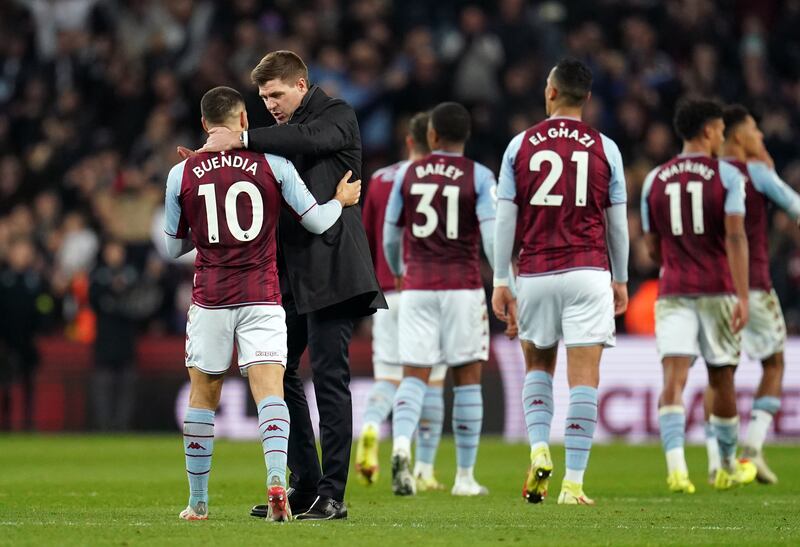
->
xmin=498 ymin=132 xmax=524 ymax=201
xmin=600 ymin=133 xmax=627 ymax=205
xmin=385 ymin=160 xmax=410 ymax=225
xmin=719 ymin=160 xmax=746 ymax=215
xmin=474 ymin=162 xmax=498 ymax=223
xmin=164 ymin=160 xmax=187 ymax=238
xmin=266 ymin=153 xmax=318 ymax=216
xmin=639 ymin=167 xmax=658 ymax=233
xmin=747 ymin=161 xmax=800 ymax=219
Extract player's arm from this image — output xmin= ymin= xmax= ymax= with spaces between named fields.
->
xmin=492 ymin=133 xmax=523 ymax=329
xmin=163 ymin=161 xmax=195 ymax=259
xmin=640 ymin=168 xmax=661 ymax=264
xmin=747 ymin=161 xmax=800 ymax=223
xmin=267 ymin=155 xmax=360 ymax=235
xmin=601 ymin=135 xmax=630 ymax=315
xmin=475 ymin=164 xmax=498 ymax=271
xmin=200 ymin=102 xmax=357 ymax=156
xmin=382 ymin=163 xmax=409 ymax=280
xmin=720 ymin=161 xmax=749 ymax=332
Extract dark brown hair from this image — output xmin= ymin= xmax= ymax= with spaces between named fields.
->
xmin=430 ymin=102 xmax=471 ymax=144
xmin=673 ymin=97 xmax=723 ymax=141
xmin=200 ymin=86 xmax=244 ymax=124
xmin=722 ymin=104 xmax=750 ymax=138
xmin=251 ymin=50 xmax=309 ymax=86
xmin=552 ymin=58 xmax=593 ymax=106
xmin=408 ymin=112 xmax=430 ymax=153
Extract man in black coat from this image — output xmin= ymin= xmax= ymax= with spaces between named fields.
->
xmin=194 ymin=50 xmax=385 ymax=520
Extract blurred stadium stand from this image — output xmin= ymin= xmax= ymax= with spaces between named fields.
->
xmin=1 ymin=0 xmax=800 ymax=431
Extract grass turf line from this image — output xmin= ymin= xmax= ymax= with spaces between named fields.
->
xmin=0 ymin=435 xmax=798 ymax=546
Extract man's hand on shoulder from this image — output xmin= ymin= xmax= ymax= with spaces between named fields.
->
xmin=198 ymin=127 xmax=244 ymax=154
xmin=334 ymin=170 xmax=361 ymax=207
xmin=177 ymin=146 xmax=196 ymax=159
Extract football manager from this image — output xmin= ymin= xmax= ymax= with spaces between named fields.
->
xmin=188 ymin=50 xmax=385 ymax=520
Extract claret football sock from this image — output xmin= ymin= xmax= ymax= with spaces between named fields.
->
xmin=362 ymin=380 xmax=398 ymax=431
xmin=416 ymin=385 xmax=444 ymax=467
xmin=523 ymin=371 xmax=554 ymax=448
xmin=453 ymin=384 xmax=483 ymax=470
xmin=710 ymin=414 xmax=739 ymax=469
xmin=257 ymin=396 xmax=290 ymax=487
xmin=564 ymin=386 xmax=598 ymax=484
xmin=183 ymin=407 xmax=215 ymax=508
xmin=745 ymin=396 xmax=780 ymax=453
xmin=392 ymin=377 xmax=427 ymax=455
xmin=658 ymin=405 xmax=687 ymax=474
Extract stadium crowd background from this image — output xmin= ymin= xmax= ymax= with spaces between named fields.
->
xmin=2 ymin=0 xmax=800 ymax=388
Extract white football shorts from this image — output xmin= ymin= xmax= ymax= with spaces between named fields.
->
xmin=373 ymin=291 xmax=447 ymax=381
xmin=398 ymin=288 xmax=489 ymax=367
xmin=185 ymin=303 xmax=288 ymax=376
xmin=742 ymin=288 xmax=786 ymax=361
xmin=516 ymin=269 xmax=615 ymax=348
xmin=655 ymin=295 xmax=741 ymax=366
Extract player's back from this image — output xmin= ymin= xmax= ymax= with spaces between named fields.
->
xmin=643 ymin=154 xmax=735 ymax=296
xmin=398 ymin=152 xmax=486 ymax=290
xmin=175 ymin=150 xmax=283 ymax=307
xmin=509 ymin=117 xmax=623 ymax=275
xmin=725 ymin=158 xmax=771 ymax=291
xmin=363 ymin=161 xmax=405 ymax=292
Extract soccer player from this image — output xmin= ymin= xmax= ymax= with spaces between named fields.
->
xmin=492 ymin=58 xmax=629 ymax=505
xmin=701 ymin=104 xmax=800 ymax=484
xmin=356 ymin=112 xmax=448 ymax=491
xmin=640 ymin=98 xmax=757 ymax=493
xmin=384 ymin=102 xmax=498 ymax=497
xmin=163 ymin=86 xmax=360 ymax=522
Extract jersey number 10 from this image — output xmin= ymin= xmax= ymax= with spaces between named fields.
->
xmin=198 ymin=181 xmax=264 ymax=243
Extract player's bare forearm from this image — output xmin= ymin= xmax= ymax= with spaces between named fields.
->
xmin=725 ymin=232 xmax=749 ymax=302
xmin=644 ymin=233 xmax=661 ymax=265
xmin=724 ymin=214 xmax=749 ymax=302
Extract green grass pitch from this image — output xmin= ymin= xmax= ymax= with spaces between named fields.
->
xmin=1 ymin=436 xmax=798 ymax=546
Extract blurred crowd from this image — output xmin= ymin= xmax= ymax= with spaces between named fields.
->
xmin=2 ymin=0 xmax=800 ymax=383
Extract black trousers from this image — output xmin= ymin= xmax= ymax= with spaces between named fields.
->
xmin=283 ymin=291 xmax=354 ymax=501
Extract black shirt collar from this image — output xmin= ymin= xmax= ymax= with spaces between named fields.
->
xmin=290 ymin=86 xmax=319 ymax=123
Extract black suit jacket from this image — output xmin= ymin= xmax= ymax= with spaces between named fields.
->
xmin=247 ymin=86 xmax=386 ymax=315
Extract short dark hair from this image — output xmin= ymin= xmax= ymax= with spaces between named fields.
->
xmin=251 ymin=50 xmax=309 ymax=86
xmin=408 ymin=112 xmax=430 ymax=153
xmin=722 ymin=104 xmax=750 ymax=138
xmin=673 ymin=98 xmax=723 ymax=141
xmin=430 ymin=102 xmax=471 ymax=144
xmin=551 ymin=58 xmax=592 ymax=106
xmin=201 ymin=86 xmax=244 ymax=124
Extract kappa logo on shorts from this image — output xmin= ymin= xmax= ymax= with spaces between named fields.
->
xmin=529 ymin=399 xmax=545 ymax=406
xmin=255 ymin=350 xmax=282 ymax=357
xmin=266 ymin=424 xmax=283 ymax=432
xmin=187 ymin=442 xmax=205 ymax=450
xmin=566 ymin=423 xmax=585 ymax=431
